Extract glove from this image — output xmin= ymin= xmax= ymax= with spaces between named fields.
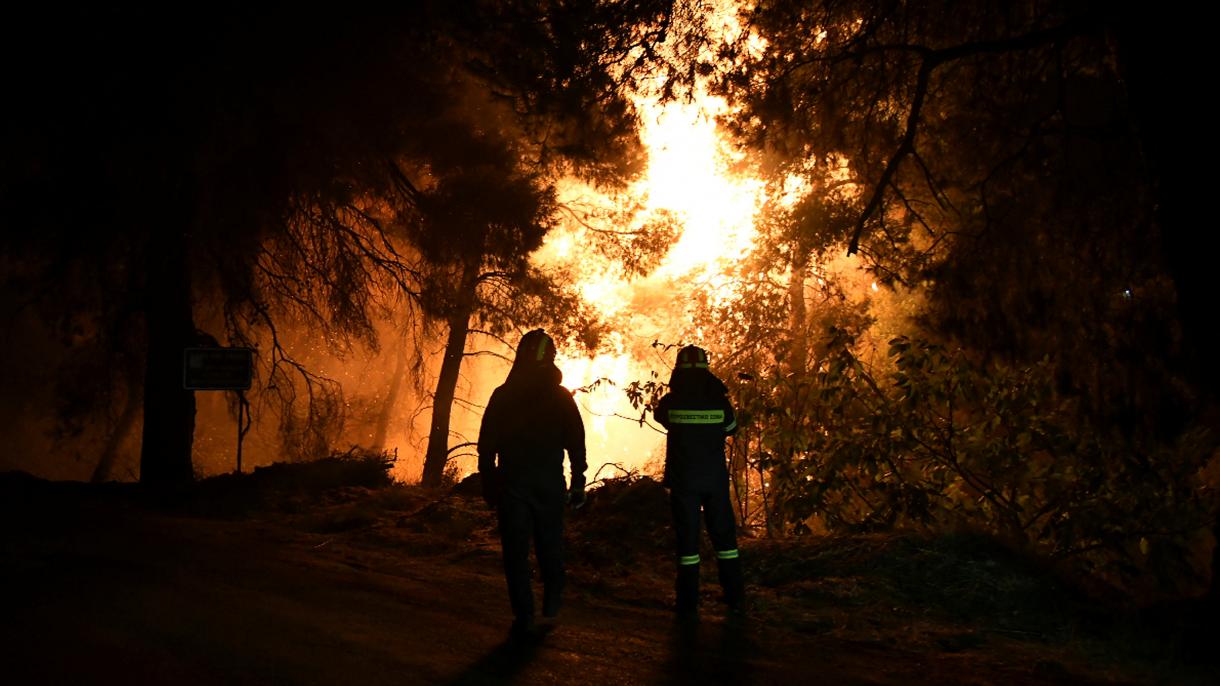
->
xmin=568 ymin=485 xmax=587 ymax=510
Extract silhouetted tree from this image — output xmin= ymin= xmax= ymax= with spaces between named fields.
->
xmin=641 ymin=1 xmax=1217 ymax=593
xmin=2 ymin=2 xmax=679 ymax=486
xmin=713 ymin=1 xmax=1211 ymax=426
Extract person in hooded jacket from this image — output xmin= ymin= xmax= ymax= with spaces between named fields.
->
xmin=654 ymin=345 xmax=744 ymax=618
xmin=478 ymin=329 xmax=587 ymax=637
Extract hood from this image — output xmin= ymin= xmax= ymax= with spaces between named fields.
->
xmin=667 ymin=366 xmax=727 ymax=396
xmin=505 ymin=359 xmax=564 ymax=389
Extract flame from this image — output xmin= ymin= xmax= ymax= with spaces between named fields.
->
xmin=555 ymin=335 xmax=664 ymax=473
xmin=577 ymin=269 xmax=630 ymax=317
xmin=431 ymin=6 xmax=895 ymax=481
xmin=635 ymin=96 xmax=763 ymax=279
xmin=556 ymin=348 xmax=632 ymax=437
xmin=524 ymin=67 xmax=775 ymax=476
xmin=538 ymin=92 xmax=766 ymax=322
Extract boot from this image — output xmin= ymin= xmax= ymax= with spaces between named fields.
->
xmin=676 ymin=563 xmax=700 ymax=618
xmin=717 ymin=556 xmax=745 ymax=611
xmin=542 ymin=584 xmax=563 ymax=619
xmin=509 ymin=615 xmax=536 ymax=641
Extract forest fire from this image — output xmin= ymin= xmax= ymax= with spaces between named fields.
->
xmin=2 ymin=3 xmax=1217 ymax=682
xmin=634 ymin=96 xmax=762 ymax=279
xmin=527 ymin=93 xmax=768 ymax=478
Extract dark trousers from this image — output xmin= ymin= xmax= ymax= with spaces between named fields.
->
xmin=670 ymin=482 xmax=743 ymax=611
xmin=498 ymin=483 xmax=566 ymax=620
xmin=671 ymin=482 xmax=738 ymax=558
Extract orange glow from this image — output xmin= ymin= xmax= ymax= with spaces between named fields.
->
xmin=491 ymin=89 xmax=880 ymax=478
xmin=524 ymin=90 xmax=774 ymax=476
xmin=442 ymin=87 xmax=888 ymax=481
xmin=555 ymin=341 xmax=666 ymax=475
xmin=522 ymin=2 xmax=805 ymax=476
xmin=556 ymin=347 xmax=633 ymax=436
xmin=633 ymin=96 xmax=763 ymax=280
xmin=539 ymin=93 xmax=766 ymax=320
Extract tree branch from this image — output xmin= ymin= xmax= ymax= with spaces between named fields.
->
xmin=846 ymin=16 xmax=1104 ymax=255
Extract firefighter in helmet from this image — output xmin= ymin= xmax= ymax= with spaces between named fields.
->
xmin=654 ymin=345 xmax=744 ymax=618
xmin=478 ymin=329 xmax=587 ymax=637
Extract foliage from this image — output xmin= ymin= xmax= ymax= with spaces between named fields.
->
xmin=614 ymin=0 xmax=1220 ymax=597
xmin=185 ymin=448 xmax=397 ymax=517
xmin=747 ymin=327 xmax=1213 ymax=594
xmin=634 ymin=164 xmax=1214 ymax=596
xmin=2 ymin=3 xmax=681 ymax=482
xmin=568 ymin=475 xmax=674 ymax=570
xmin=556 ymin=198 xmax=682 ymax=280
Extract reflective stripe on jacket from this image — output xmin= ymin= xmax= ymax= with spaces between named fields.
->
xmin=654 ymin=368 xmax=736 ymax=491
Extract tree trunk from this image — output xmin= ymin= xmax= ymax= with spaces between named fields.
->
xmin=420 ymin=259 xmax=480 ymax=487
xmin=91 ymin=385 xmax=140 ymax=483
xmin=139 ymin=221 xmax=197 ymax=487
xmin=787 ymin=248 xmax=809 ymax=376
xmin=370 ymin=329 xmax=408 ymax=452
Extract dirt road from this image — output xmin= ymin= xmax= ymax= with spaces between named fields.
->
xmin=1 ymin=491 xmax=1130 ymax=685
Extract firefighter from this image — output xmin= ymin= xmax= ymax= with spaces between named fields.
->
xmin=654 ymin=345 xmax=744 ymax=618
xmin=478 ymin=329 xmax=587 ymax=637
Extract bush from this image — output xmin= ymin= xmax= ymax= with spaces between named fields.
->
xmin=743 ymin=334 xmax=1217 ymax=598
xmin=190 ymin=447 xmax=396 ymax=515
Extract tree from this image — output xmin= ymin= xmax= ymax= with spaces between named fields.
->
xmin=687 ymin=0 xmax=1217 ymax=593
xmin=394 ymin=2 xmax=682 ymax=487
xmin=714 ymin=0 xmax=1205 ymax=416
xmin=392 ymin=136 xmax=563 ymax=487
xmin=3 ymin=2 xmax=681 ymax=486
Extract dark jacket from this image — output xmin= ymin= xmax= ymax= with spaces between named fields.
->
xmin=478 ymin=361 xmax=587 ymax=493
xmin=654 ymin=367 xmax=737 ymax=491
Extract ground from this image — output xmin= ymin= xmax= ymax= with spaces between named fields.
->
xmin=0 ymin=465 xmax=1211 ymax=685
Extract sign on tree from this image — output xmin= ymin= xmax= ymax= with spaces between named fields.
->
xmin=183 ymin=347 xmax=254 ymax=390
